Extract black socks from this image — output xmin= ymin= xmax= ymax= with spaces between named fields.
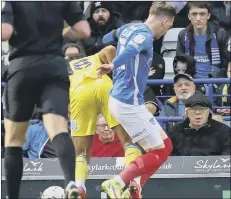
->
xmin=52 ymin=132 xmax=76 ymax=186
xmin=4 ymin=147 xmax=23 ymax=199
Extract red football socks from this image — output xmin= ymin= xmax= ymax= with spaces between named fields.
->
xmin=119 ymin=137 xmax=173 ymax=185
xmin=140 ymin=137 xmax=173 ymax=187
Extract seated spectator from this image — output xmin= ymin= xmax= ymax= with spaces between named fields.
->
xmin=148 ymin=52 xmax=165 ymax=97
xmin=64 ymin=1 xmax=125 ymax=56
xmin=160 ymin=73 xmax=196 ymax=131
xmin=177 ymin=2 xmax=229 ymax=78
xmin=162 ymin=54 xmax=196 ymax=96
xmin=215 ymin=60 xmax=231 ymax=116
xmin=22 ymin=121 xmax=56 ymax=159
xmin=91 ymin=114 xmax=124 ymax=157
xmin=168 ymin=94 xmax=231 ymax=156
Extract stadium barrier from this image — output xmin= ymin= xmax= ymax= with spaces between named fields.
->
xmin=146 ymin=78 xmax=231 ymax=106
xmin=1 ymin=116 xmax=231 ymax=125
xmin=1 ymin=156 xmax=230 ymax=198
xmin=1 ymin=78 xmax=231 ymax=125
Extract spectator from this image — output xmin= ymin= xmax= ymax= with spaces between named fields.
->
xmin=162 ymin=54 xmax=196 ymax=96
xmin=22 ymin=121 xmax=56 ymax=159
xmin=177 ymin=2 xmax=229 ymax=78
xmin=169 ymin=94 xmax=231 ymax=156
xmin=160 ymin=73 xmax=196 ymax=131
xmin=64 ymin=1 xmax=125 ymax=56
xmin=91 ymin=114 xmax=124 ymax=157
xmin=148 ymin=52 xmax=165 ymax=97
xmin=215 ymin=61 xmax=231 ymax=116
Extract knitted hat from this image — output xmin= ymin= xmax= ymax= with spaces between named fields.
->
xmin=90 ymin=1 xmax=113 ymax=17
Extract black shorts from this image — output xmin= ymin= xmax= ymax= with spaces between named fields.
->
xmin=3 ymin=54 xmax=70 ymax=122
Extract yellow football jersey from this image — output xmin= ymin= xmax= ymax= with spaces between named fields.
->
xmin=68 ymin=53 xmax=110 ymax=92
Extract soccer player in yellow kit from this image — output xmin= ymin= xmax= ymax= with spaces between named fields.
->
xmin=68 ymin=46 xmax=144 ymax=198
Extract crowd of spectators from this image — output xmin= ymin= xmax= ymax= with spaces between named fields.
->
xmin=1 ymin=1 xmax=231 ymax=158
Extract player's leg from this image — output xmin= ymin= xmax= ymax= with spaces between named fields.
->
xmin=140 ymin=133 xmax=172 ymax=188
xmin=3 ymin=67 xmax=40 ymax=199
xmin=39 ymin=57 xmax=78 ymax=198
xmin=102 ymin=98 xmax=172 ymax=198
xmin=69 ymin=80 xmax=98 ymax=198
xmin=97 ymin=78 xmax=143 ymax=167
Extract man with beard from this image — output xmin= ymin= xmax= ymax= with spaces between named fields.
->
xmin=160 ymin=73 xmax=196 ymax=132
xmin=64 ymin=1 xmax=125 ymax=57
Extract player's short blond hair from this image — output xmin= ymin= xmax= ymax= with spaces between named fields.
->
xmin=149 ymin=2 xmax=176 ymax=18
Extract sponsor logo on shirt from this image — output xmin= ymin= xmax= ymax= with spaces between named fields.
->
xmin=194 ymin=55 xmax=209 ymax=63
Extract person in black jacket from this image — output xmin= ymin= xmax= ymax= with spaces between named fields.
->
xmin=64 ymin=1 xmax=125 ymax=57
xmin=176 ymin=2 xmax=229 ymax=78
xmin=168 ymin=94 xmax=231 ymax=156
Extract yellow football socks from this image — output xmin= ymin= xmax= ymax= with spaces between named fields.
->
xmin=125 ymin=144 xmax=142 ymax=167
xmin=75 ymin=155 xmax=89 ymax=183
xmin=124 ymin=144 xmax=143 ymax=185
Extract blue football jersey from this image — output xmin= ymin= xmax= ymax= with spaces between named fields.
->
xmin=110 ymin=23 xmax=154 ymax=105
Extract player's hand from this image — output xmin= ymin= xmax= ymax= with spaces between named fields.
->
xmin=97 ymin=63 xmax=114 ymax=78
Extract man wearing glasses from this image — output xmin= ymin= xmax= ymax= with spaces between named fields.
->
xmin=168 ymin=94 xmax=231 ymax=156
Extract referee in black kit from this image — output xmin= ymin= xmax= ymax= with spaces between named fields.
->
xmin=1 ymin=2 xmax=90 ymax=199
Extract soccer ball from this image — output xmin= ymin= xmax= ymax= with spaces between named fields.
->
xmin=40 ymin=186 xmax=64 ymax=199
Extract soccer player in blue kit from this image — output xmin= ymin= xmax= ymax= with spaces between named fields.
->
xmin=97 ymin=2 xmax=176 ymax=199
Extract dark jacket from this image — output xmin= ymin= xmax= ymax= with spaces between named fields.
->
xmin=144 ymin=86 xmax=160 ymax=115
xmin=215 ymin=84 xmax=231 ymax=107
xmin=148 ymin=52 xmax=165 ymax=96
xmin=210 ymin=1 xmax=231 ymax=33
xmin=111 ymin=2 xmax=152 ymax=23
xmin=64 ymin=12 xmax=124 ymax=56
xmin=176 ymin=22 xmax=229 ymax=77
xmin=159 ymin=97 xmax=180 ymax=131
xmin=168 ymin=119 xmax=231 ymax=156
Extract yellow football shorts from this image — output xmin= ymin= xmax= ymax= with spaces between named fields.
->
xmin=70 ymin=77 xmax=119 ymax=136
